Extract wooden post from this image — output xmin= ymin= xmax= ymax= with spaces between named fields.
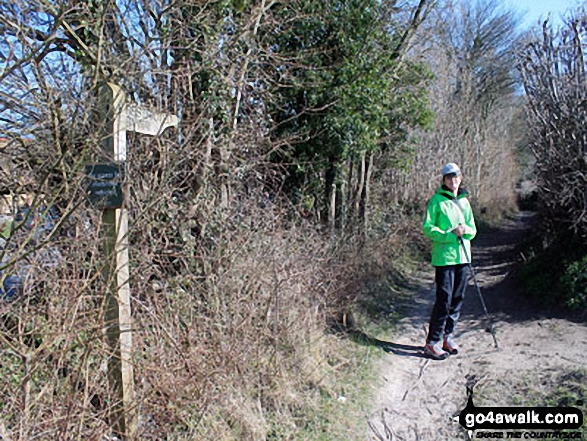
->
xmin=99 ymin=83 xmax=178 ymax=439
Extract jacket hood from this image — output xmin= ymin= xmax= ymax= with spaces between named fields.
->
xmin=438 ymin=185 xmax=469 ymax=199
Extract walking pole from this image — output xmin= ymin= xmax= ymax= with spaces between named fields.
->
xmin=459 ymin=237 xmax=499 ymax=350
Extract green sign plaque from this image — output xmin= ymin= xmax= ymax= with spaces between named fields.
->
xmin=85 ymin=163 xmax=125 ymax=209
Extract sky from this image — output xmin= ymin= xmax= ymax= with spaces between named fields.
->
xmin=506 ymin=0 xmax=583 ymax=29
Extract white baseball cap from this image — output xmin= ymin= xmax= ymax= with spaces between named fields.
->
xmin=442 ymin=163 xmax=461 ymax=176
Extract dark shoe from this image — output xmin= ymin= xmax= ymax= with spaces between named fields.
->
xmin=443 ymin=335 xmax=459 ymax=355
xmin=424 ymin=342 xmax=449 ymax=360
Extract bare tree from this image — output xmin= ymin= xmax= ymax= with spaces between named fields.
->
xmin=519 ymin=13 xmax=587 ymax=239
xmin=386 ymin=0 xmax=523 ymax=217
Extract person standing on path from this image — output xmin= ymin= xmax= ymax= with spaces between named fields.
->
xmin=422 ymin=163 xmax=477 ymax=360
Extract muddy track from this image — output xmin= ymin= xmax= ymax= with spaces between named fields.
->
xmin=367 ymin=212 xmax=587 ymax=440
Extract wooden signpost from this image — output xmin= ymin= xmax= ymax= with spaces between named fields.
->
xmin=92 ymin=82 xmax=178 ymax=439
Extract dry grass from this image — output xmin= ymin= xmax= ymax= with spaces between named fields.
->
xmin=1 ymin=182 xmax=395 ymax=440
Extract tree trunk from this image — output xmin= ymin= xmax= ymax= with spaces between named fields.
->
xmin=324 ymin=156 xmax=338 ymax=228
xmin=359 ymin=153 xmax=374 ymax=229
xmin=355 ymin=153 xmax=366 ymax=219
xmin=330 ymin=182 xmax=336 ymax=234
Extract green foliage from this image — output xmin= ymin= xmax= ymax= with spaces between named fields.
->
xmin=267 ymin=0 xmax=432 ymax=203
xmin=560 ymin=254 xmax=587 ymax=310
xmin=518 ymin=231 xmax=586 ymax=311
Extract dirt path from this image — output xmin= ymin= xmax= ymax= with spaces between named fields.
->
xmin=367 ymin=212 xmax=587 ymax=440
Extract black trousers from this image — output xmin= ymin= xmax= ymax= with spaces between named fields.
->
xmin=427 ymin=264 xmax=469 ymax=344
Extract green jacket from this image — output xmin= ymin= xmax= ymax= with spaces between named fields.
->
xmin=423 ymin=186 xmax=477 ymax=266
